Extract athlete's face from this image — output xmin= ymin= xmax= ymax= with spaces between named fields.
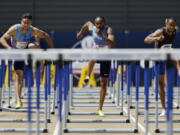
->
xmin=166 ymin=20 xmax=176 ymax=33
xmin=20 ymin=18 xmax=32 ymax=30
xmin=94 ymin=18 xmax=105 ymax=30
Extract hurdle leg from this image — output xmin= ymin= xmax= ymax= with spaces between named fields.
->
xmin=47 ymin=62 xmax=51 ymax=122
xmin=144 ymin=61 xmax=150 ymax=135
xmin=0 ymin=61 xmax=2 ymax=111
xmin=176 ymin=73 xmax=180 ymax=109
xmin=166 ymin=61 xmax=175 ymax=135
xmin=135 ymin=62 xmax=140 ymax=132
xmin=69 ymin=62 xmax=73 ymax=108
xmin=44 ymin=62 xmax=48 ymax=132
xmin=155 ymin=62 xmax=160 ymax=132
xmin=116 ymin=63 xmax=121 ymax=107
xmin=120 ymin=62 xmax=124 ymax=115
xmin=126 ymin=62 xmax=132 ymax=122
xmin=27 ymin=56 xmax=33 ymax=135
xmin=51 ymin=64 xmax=58 ymax=114
xmin=35 ymin=60 xmax=41 ymax=135
xmin=8 ymin=61 xmax=12 ymax=108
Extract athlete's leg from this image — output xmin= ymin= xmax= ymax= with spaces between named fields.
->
xmin=98 ymin=61 xmax=111 ymax=116
xmin=14 ymin=61 xmax=25 ymax=109
xmin=99 ymin=76 xmax=108 ymax=110
xmin=84 ymin=60 xmax=96 ymax=83
xmin=159 ymin=74 xmax=166 ymax=109
xmin=28 ymin=43 xmax=40 ymax=49
xmin=15 ymin=69 xmax=24 ymax=108
xmin=158 ymin=61 xmax=166 ymax=116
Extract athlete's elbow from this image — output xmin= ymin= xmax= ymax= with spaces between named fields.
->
xmin=43 ymin=33 xmax=50 ymax=39
xmin=0 ymin=38 xmax=4 ymax=45
xmin=110 ymin=42 xmax=115 ymax=48
xmin=144 ymin=38 xmax=150 ymax=43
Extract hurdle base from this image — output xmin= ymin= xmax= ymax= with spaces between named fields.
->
xmin=158 ymin=129 xmax=180 ymax=133
xmin=67 ymin=118 xmax=129 ymax=123
xmin=134 ymin=129 xmax=138 ymax=133
xmin=155 ymin=129 xmax=160 ymax=133
xmin=130 ymin=106 xmax=135 ymax=109
xmin=0 ymin=128 xmax=45 ymax=133
xmin=47 ymin=119 xmax=51 ymax=123
xmin=64 ymin=128 xmax=135 ymax=133
xmin=43 ymin=129 xmax=48 ymax=133
xmin=126 ymin=119 xmax=130 ymax=123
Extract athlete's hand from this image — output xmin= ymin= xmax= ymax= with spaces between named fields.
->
xmin=96 ymin=28 xmax=103 ymax=37
xmin=76 ymin=32 xmax=83 ymax=40
xmin=7 ymin=47 xmax=12 ymax=50
xmin=156 ymin=35 xmax=164 ymax=41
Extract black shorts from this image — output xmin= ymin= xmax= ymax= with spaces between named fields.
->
xmin=14 ymin=61 xmax=25 ymax=70
xmin=97 ymin=61 xmax=111 ymax=77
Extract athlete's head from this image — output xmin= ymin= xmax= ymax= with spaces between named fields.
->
xmin=20 ymin=13 xmax=32 ymax=30
xmin=94 ymin=16 xmax=105 ymax=30
xmin=165 ymin=18 xmax=176 ymax=33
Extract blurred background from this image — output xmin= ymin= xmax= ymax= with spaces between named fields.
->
xmin=0 ymin=0 xmax=180 ymax=48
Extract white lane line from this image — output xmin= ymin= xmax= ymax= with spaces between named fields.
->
xmin=53 ymin=119 xmax=62 ymax=135
xmin=123 ymin=107 xmax=152 ymax=135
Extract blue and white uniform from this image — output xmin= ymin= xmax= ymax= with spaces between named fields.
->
xmin=92 ymin=25 xmax=109 ymax=48
xmin=11 ymin=24 xmax=33 ymax=49
xmin=91 ymin=25 xmax=111 ymax=77
xmin=11 ymin=24 xmax=33 ymax=70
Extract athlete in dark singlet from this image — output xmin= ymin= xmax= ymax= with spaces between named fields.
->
xmin=144 ymin=18 xmax=178 ymax=116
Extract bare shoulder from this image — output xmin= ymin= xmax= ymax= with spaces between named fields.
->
xmin=2 ymin=25 xmax=17 ymax=37
xmin=31 ymin=26 xmax=40 ymax=32
xmin=107 ymin=26 xmax=113 ymax=34
xmin=31 ymin=26 xmax=44 ymax=35
xmin=150 ymin=29 xmax=163 ymax=37
xmin=7 ymin=25 xmax=17 ymax=33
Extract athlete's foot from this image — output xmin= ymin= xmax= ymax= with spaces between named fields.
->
xmin=16 ymin=100 xmax=23 ymax=109
xmin=84 ymin=76 xmax=90 ymax=83
xmin=98 ymin=110 xmax=104 ymax=117
xmin=160 ymin=109 xmax=166 ymax=117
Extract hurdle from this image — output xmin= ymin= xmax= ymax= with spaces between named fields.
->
xmin=0 ymin=55 xmax=54 ymax=133
xmin=62 ymin=52 xmax=139 ymax=133
xmin=2 ymin=49 xmax=180 ymax=134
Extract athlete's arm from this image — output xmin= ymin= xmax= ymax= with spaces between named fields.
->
xmin=32 ymin=27 xmax=55 ymax=48
xmin=77 ymin=21 xmax=94 ymax=39
xmin=0 ymin=25 xmax=17 ymax=49
xmin=144 ymin=29 xmax=164 ymax=44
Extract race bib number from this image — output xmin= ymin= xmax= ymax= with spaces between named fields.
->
xmin=16 ymin=41 xmax=28 ymax=49
xmin=160 ymin=44 xmax=172 ymax=49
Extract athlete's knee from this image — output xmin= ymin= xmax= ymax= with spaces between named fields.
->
xmin=28 ymin=43 xmax=39 ymax=49
xmin=15 ymin=71 xmax=23 ymax=82
xmin=100 ymin=81 xmax=107 ymax=89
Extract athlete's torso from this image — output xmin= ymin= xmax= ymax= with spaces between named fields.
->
xmin=156 ymin=27 xmax=176 ymax=48
xmin=92 ymin=25 xmax=109 ymax=47
xmin=11 ymin=24 xmax=33 ymax=49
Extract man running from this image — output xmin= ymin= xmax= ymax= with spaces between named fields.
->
xmin=144 ymin=18 xmax=178 ymax=116
xmin=0 ymin=13 xmax=55 ymax=109
xmin=77 ymin=16 xmax=115 ymax=116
